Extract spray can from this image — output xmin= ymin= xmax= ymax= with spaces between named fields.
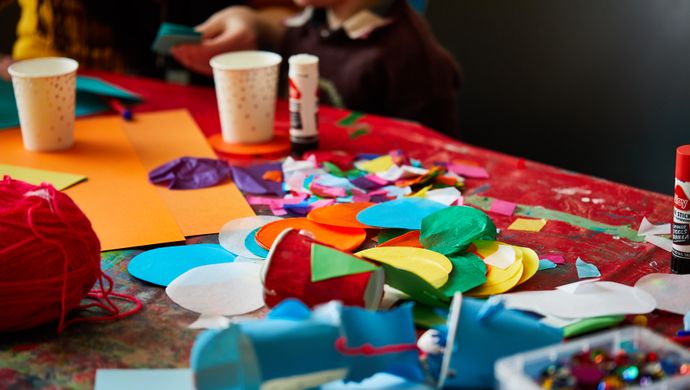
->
xmin=288 ymin=54 xmax=319 ymax=156
xmin=672 ymin=145 xmax=690 ymax=273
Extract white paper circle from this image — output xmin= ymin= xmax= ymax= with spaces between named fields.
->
xmin=166 ymin=262 xmax=264 ymax=316
xmin=219 ymin=216 xmax=282 ymax=259
xmin=635 ymin=273 xmax=690 ymax=315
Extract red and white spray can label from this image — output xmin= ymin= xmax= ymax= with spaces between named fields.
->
xmin=288 ymin=54 xmax=319 ymax=143
xmin=673 ymin=179 xmax=690 ymax=258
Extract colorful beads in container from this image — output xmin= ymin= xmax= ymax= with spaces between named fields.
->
xmin=0 ymin=177 xmax=141 ymax=333
xmin=539 ymin=348 xmax=690 ymax=389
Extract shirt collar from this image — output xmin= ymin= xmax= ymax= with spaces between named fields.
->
xmin=286 ymin=0 xmax=396 ymax=40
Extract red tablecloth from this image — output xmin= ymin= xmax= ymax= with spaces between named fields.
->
xmin=0 ymin=72 xmax=678 ymax=389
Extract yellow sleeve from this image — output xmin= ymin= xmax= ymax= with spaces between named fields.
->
xmin=12 ymin=0 xmax=61 ymax=59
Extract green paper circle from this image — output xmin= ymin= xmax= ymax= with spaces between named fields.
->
xmin=420 ymin=206 xmax=496 ymax=255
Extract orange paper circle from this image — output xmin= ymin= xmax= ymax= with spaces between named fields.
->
xmin=208 ymin=133 xmax=290 ymax=157
xmin=307 ymin=202 xmax=376 ymax=229
xmin=256 ymin=217 xmax=366 ymax=252
xmin=377 ymin=230 xmax=423 ymax=248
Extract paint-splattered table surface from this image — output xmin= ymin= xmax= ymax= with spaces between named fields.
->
xmin=0 ymin=73 xmax=678 ymax=389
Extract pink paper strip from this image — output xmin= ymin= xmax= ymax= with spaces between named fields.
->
xmin=490 ymin=199 xmax=517 ymax=216
xmin=309 ymin=199 xmax=336 ymax=210
xmin=448 ymin=163 xmax=490 ymax=179
xmin=366 ymin=174 xmax=389 ymax=186
xmin=541 ymin=254 xmax=565 ymax=265
xmin=270 ymin=204 xmax=287 ymax=216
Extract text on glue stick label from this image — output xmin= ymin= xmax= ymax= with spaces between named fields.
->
xmin=673 ymin=179 xmax=690 ymax=258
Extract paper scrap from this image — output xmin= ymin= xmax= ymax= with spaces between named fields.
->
xmin=230 ymin=162 xmax=284 ymax=196
xmin=219 ymin=216 xmax=282 ymax=259
xmin=95 ymin=369 xmax=193 ymax=390
xmin=425 ymin=187 xmax=462 ymax=206
xmin=311 ymin=244 xmax=378 ymax=282
xmin=507 ymin=218 xmax=547 ymax=232
xmin=637 ymin=217 xmax=671 ymax=237
xmin=575 ymin=257 xmax=601 ymax=279
xmin=148 ymin=157 xmax=231 ymax=189
xmin=355 ymin=155 xmax=394 ymax=173
xmin=541 ymin=254 xmax=565 ymax=265
xmin=502 ymin=280 xmax=656 ymax=319
xmin=644 ymin=234 xmax=673 ymax=252
xmin=474 ymin=242 xmax=516 ymax=270
xmin=166 ymin=262 xmax=264 ymax=325
xmin=0 ymin=164 xmax=86 ymax=190
xmin=447 ymin=163 xmax=489 ymax=179
xmin=634 ymin=273 xmax=690 ymax=315
xmin=538 ymin=259 xmax=557 ymax=270
xmin=489 ymin=199 xmax=517 ymax=216
xmin=244 ymin=228 xmax=269 ymax=258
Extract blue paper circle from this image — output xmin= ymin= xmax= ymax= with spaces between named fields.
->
xmin=356 ymin=198 xmax=447 ymax=230
xmin=128 ymin=243 xmax=236 ymax=286
xmin=244 ymin=228 xmax=269 ymax=258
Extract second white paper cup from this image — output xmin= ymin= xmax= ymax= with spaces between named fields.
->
xmin=210 ymin=51 xmax=282 ymax=144
xmin=9 ymin=57 xmax=78 ymax=152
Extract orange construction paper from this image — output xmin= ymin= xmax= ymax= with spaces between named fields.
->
xmin=306 ymin=202 xmax=376 ymax=229
xmin=0 ymin=116 xmax=184 ymax=251
xmin=121 ymin=110 xmax=255 ymax=237
xmin=378 ymin=230 xmax=423 ymax=248
xmin=208 ymin=133 xmax=290 ymax=157
xmin=256 ymin=217 xmax=366 ymax=252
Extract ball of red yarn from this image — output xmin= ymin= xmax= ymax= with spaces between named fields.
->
xmin=0 ymin=177 xmax=101 ymax=333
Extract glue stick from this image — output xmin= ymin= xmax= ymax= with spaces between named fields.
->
xmin=288 ymin=54 xmax=319 ymax=156
xmin=672 ymin=145 xmax=690 ymax=274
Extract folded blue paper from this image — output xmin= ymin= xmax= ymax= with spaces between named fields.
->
xmin=0 ymin=76 xmax=142 ymax=130
xmin=191 ymin=300 xmax=426 ymax=389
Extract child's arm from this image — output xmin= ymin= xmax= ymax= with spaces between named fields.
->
xmin=172 ymin=5 xmax=294 ymax=76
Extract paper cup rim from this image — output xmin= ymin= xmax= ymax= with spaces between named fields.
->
xmin=210 ymin=51 xmax=282 ymax=71
xmin=8 ymin=57 xmax=79 ymax=78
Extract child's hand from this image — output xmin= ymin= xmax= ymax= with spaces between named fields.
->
xmin=172 ymin=6 xmax=259 ymax=76
xmin=0 ymin=55 xmax=14 ymax=81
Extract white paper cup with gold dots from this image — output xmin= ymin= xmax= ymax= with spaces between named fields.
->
xmin=8 ymin=57 xmax=78 ymax=152
xmin=210 ymin=51 xmax=281 ymax=144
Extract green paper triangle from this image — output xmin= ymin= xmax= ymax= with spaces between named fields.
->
xmin=311 ymin=244 xmax=379 ymax=282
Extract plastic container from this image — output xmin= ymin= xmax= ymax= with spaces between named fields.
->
xmin=495 ymin=327 xmax=690 ymax=390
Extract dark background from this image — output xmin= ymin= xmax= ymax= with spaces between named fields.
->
xmin=2 ymin=1 xmax=688 ymax=194
xmin=426 ymin=0 xmax=690 ymax=195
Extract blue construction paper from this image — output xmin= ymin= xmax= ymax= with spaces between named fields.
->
xmin=128 ymin=244 xmax=236 ymax=286
xmin=230 ymin=163 xmax=284 ymax=196
xmin=244 ymin=228 xmax=269 ymax=258
xmin=321 ymin=373 xmax=432 ymax=389
xmin=428 ymin=296 xmax=563 ymax=388
xmin=149 ymin=157 xmax=231 ymax=189
xmin=684 ymin=311 xmax=690 ymax=331
xmin=576 ymin=257 xmax=601 ymax=278
xmin=339 ymin=303 xmax=424 ymax=383
xmin=538 ymin=259 xmax=557 ymax=271
xmin=95 ymin=369 xmax=193 ymax=390
xmin=356 ymin=198 xmax=446 ymax=230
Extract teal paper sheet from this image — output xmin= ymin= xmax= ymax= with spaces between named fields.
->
xmin=0 ymin=76 xmax=142 ymax=130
